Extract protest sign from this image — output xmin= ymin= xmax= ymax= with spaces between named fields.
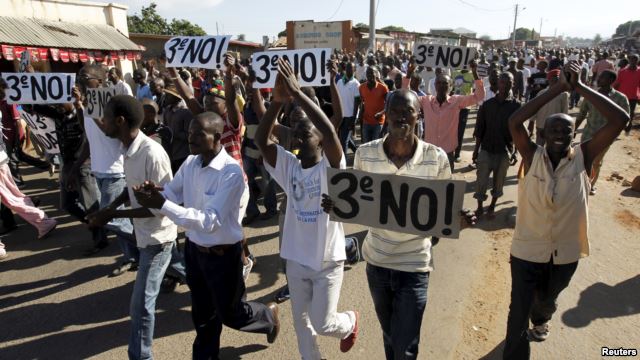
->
xmin=413 ymin=44 xmax=477 ymax=69
xmin=251 ymin=48 xmax=331 ymax=89
xmin=1 ymin=73 xmax=75 ymax=105
xmin=476 ymin=63 xmax=490 ymax=78
xmin=19 ymin=110 xmax=59 ymax=155
xmin=164 ymin=35 xmax=232 ymax=69
xmin=85 ymin=87 xmax=117 ymax=119
xmin=327 ymin=168 xmax=466 ymax=238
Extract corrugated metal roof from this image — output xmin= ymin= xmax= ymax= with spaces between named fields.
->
xmin=0 ymin=16 xmax=140 ymax=51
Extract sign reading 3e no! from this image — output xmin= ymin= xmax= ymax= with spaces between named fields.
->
xmin=327 ymin=169 xmax=466 ymax=238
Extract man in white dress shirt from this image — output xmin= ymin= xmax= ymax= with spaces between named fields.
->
xmin=134 ymin=111 xmax=280 ymax=360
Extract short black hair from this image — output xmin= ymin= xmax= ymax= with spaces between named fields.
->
xmin=106 ymin=95 xmax=144 ymax=129
xmin=133 ymin=68 xmax=147 ymax=79
xmin=600 ymin=69 xmax=617 ymax=82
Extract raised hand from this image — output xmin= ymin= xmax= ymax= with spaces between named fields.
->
xmin=277 ymin=58 xmax=302 ymax=97
xmin=327 ymin=59 xmax=339 ymax=78
xmin=563 ymin=61 xmax=582 ymax=90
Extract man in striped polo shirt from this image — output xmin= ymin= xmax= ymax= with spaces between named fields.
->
xmin=324 ymin=88 xmax=453 ymax=360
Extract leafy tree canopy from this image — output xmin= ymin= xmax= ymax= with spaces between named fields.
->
xmin=128 ymin=3 xmax=206 ymax=36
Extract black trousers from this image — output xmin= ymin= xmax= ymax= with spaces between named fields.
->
xmin=185 ymin=240 xmax=274 ymax=360
xmin=626 ymin=99 xmax=638 ymax=132
xmin=503 ymin=255 xmax=578 ymax=360
xmin=1 ymin=204 xmax=16 ymax=228
xmin=455 ymin=108 xmax=470 ymax=158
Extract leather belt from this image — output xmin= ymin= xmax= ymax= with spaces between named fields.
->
xmin=193 ymin=242 xmax=234 ymax=256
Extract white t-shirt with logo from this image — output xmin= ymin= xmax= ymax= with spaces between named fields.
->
xmin=265 ymin=146 xmax=346 ymax=271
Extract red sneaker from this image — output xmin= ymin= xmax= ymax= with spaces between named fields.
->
xmin=340 ymin=311 xmax=359 ymax=353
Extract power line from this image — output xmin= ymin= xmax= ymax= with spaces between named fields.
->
xmin=375 ymin=0 xmax=381 ymax=17
xmin=455 ymin=0 xmax=511 ymax=12
xmin=325 ymin=0 xmax=346 ymax=21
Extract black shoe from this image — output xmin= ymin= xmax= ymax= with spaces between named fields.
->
xmin=274 ymin=285 xmax=290 ymax=303
xmin=83 ymin=241 xmax=109 ymax=257
xmin=160 ymin=275 xmax=180 ymax=293
xmin=110 ymin=261 xmax=138 ymax=277
xmin=266 ymin=302 xmax=280 ymax=343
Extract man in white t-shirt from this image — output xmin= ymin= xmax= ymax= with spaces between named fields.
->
xmin=337 ymin=62 xmax=361 ymax=155
xmin=256 ymin=58 xmax=358 ymax=359
xmin=65 ymin=64 xmax=138 ymax=275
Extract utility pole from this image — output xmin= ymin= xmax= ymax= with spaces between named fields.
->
xmin=369 ymin=0 xmax=376 ymax=52
xmin=216 ymin=22 xmax=219 ymax=36
xmin=512 ymin=4 xmax=519 ymax=48
xmin=539 ymin=17 xmax=543 ymax=39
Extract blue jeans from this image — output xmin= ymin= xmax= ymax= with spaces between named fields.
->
xmin=165 ymin=242 xmax=187 ymax=281
xmin=366 ymin=263 xmax=430 ymax=360
xmin=128 ymin=242 xmax=175 ymax=360
xmin=363 ymin=123 xmax=383 ymax=144
xmin=95 ymin=175 xmax=139 ymax=263
xmin=243 ymin=155 xmax=277 ymax=216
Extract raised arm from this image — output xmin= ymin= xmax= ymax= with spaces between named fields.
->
xmin=327 ymin=60 xmax=343 ymax=130
xmin=223 ymin=53 xmax=242 ymax=128
xmin=509 ymin=69 xmax=571 ymax=170
xmin=255 ymin=72 xmax=286 ymax=168
xmin=567 ymin=62 xmax=630 ymax=172
xmin=167 ymin=67 xmax=204 ymax=116
xmin=278 ymin=58 xmax=343 ymax=168
xmin=458 ymin=61 xmax=486 ymax=107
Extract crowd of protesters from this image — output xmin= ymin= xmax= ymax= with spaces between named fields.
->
xmin=0 ymin=42 xmax=637 ymax=360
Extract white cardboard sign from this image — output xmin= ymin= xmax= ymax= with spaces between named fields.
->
xmin=85 ymin=87 xmax=117 ymax=119
xmin=413 ymin=44 xmax=477 ymax=69
xmin=251 ymin=48 xmax=331 ymax=89
xmin=19 ymin=110 xmax=60 ymax=154
xmin=164 ymin=36 xmax=232 ymax=69
xmin=327 ymin=168 xmax=466 ymax=238
xmin=1 ymin=73 xmax=76 ymax=105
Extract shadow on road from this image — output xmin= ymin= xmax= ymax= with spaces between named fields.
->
xmin=479 ymin=340 xmax=505 ymax=359
xmin=0 ymin=282 xmax=193 ymax=358
xmin=562 ymin=275 xmax=640 ymax=328
xmin=620 ymin=188 xmax=640 ymax=198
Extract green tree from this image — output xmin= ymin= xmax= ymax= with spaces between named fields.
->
xmin=168 ymin=19 xmax=206 ymax=36
xmin=593 ymin=34 xmax=602 ymax=45
xmin=380 ymin=25 xmax=406 ymax=32
xmin=127 ymin=3 xmax=206 ymax=36
xmin=479 ymin=35 xmax=492 ymax=41
xmin=277 ymin=30 xmax=287 ymax=37
xmin=615 ymin=20 xmax=640 ymax=35
xmin=237 ymin=34 xmax=246 ymax=41
xmin=509 ymin=27 xmax=537 ymax=40
xmin=355 ymin=23 xmax=369 ymax=29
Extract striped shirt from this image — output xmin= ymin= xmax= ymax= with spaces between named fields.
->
xmin=221 ymin=112 xmax=243 ymax=166
xmin=354 ymin=137 xmax=451 ymax=273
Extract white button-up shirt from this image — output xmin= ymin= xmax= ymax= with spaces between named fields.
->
xmin=159 ymin=148 xmax=245 ymax=247
xmin=122 ymin=132 xmax=177 ymax=247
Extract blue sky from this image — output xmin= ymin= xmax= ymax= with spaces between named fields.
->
xmin=119 ymin=0 xmax=637 ymax=43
